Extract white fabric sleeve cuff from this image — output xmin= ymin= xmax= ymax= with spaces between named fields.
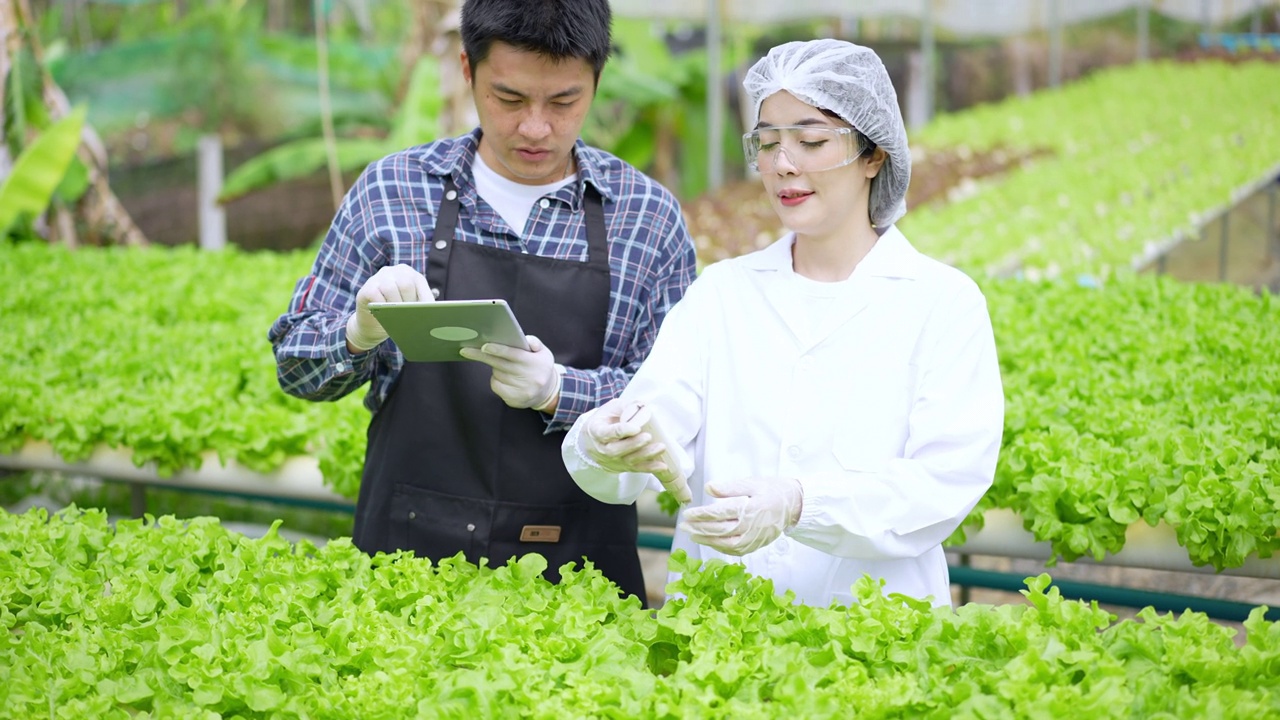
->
xmin=560 ymin=409 xmax=651 ymax=506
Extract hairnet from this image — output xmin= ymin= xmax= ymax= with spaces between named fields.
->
xmin=743 ymin=39 xmax=911 ymax=228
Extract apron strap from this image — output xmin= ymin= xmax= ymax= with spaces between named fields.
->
xmin=428 ymin=176 xmax=611 ymax=297
xmin=583 ymin=183 xmax=610 ymax=270
xmin=424 ymin=180 xmax=463 ymax=299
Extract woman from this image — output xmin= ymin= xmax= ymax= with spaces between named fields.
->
xmin=561 ymin=39 xmax=1003 ymax=607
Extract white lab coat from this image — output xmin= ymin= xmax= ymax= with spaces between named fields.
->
xmin=563 ymin=227 xmax=1004 ymax=607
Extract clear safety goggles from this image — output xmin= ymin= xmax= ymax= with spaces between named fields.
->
xmin=742 ymin=125 xmax=867 ymax=173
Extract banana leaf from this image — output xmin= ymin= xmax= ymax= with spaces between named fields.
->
xmin=0 ymin=106 xmax=87 ymax=236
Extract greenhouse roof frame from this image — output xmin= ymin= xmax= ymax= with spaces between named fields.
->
xmin=612 ymin=0 xmax=1275 ymax=37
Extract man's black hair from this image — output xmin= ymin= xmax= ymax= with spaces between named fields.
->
xmin=460 ymin=0 xmax=613 ymax=83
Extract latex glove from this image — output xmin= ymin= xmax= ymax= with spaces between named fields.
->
xmin=576 ymin=399 xmax=692 ymax=503
xmin=677 ymin=477 xmax=803 ymax=556
xmin=459 ymin=335 xmax=561 ymax=411
xmin=346 ymin=264 xmax=433 ymax=352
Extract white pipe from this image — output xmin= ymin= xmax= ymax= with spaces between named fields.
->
xmin=0 ymin=441 xmax=353 ymax=508
xmin=6 ymin=444 xmax=1277 ymax=579
xmin=960 ymin=509 xmax=1280 ymax=580
xmin=705 ymin=0 xmax=724 ymax=192
xmin=638 ymin=492 xmax=1280 ymax=580
xmin=197 ymin=134 xmax=227 ymax=251
xmin=1137 ymin=0 xmax=1150 ymax=62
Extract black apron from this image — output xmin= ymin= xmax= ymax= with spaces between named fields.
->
xmin=352 ymin=176 xmax=647 ymax=604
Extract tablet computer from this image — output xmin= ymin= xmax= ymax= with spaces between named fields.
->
xmin=367 ymin=299 xmax=530 ymax=362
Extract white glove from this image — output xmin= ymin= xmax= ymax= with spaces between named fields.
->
xmin=346 ymin=264 xmax=433 ymax=352
xmin=677 ymin=477 xmax=803 ymax=556
xmin=578 ymin=399 xmax=692 ymax=504
xmin=459 ymin=335 xmax=561 ymax=411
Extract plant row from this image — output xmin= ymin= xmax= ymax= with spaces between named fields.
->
xmin=3 ymin=242 xmax=1278 ymax=568
xmin=3 ymin=507 xmax=1279 ymax=719
xmin=903 ymin=61 xmax=1280 ymax=279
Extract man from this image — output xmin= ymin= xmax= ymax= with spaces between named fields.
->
xmin=268 ymin=0 xmax=696 ymax=603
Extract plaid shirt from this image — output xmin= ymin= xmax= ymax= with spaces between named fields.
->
xmin=268 ymin=130 xmax=697 ymax=432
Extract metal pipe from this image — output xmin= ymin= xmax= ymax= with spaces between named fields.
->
xmin=921 ymin=0 xmax=935 ymax=122
xmin=705 ymin=0 xmax=724 ymax=192
xmin=633 ymin=533 xmax=1280 ymax=622
xmin=1270 ymin=178 xmax=1278 ymax=265
xmin=130 ymin=484 xmax=147 ymax=518
xmin=948 ymin=566 xmax=1280 ymax=622
xmin=1137 ymin=0 xmax=1150 ymax=61
xmin=1219 ymin=212 xmax=1231 ymax=282
xmin=1048 ymin=0 xmax=1062 ymax=88
xmin=0 ymin=441 xmax=355 ymax=508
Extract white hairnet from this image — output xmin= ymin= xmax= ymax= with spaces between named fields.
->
xmin=743 ymin=39 xmax=911 ymax=228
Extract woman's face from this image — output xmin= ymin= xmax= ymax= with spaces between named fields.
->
xmin=754 ymin=91 xmax=883 ymax=240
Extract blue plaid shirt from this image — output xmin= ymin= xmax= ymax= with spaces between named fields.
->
xmin=269 ymin=130 xmax=697 ymax=432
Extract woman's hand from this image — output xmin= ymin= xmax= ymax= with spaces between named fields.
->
xmin=679 ymin=477 xmax=803 ymax=556
xmin=577 ymin=399 xmax=693 ymax=504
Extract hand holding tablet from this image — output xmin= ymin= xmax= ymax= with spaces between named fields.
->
xmin=367 ymin=299 xmax=531 ymax=362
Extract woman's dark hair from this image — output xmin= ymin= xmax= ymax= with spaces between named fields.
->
xmin=460 ymin=0 xmax=612 ymax=84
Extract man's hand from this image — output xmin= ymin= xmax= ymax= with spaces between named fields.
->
xmin=459 ymin=335 xmax=561 ymax=411
xmin=677 ymin=477 xmax=803 ymax=556
xmin=346 ymin=264 xmax=433 ymax=352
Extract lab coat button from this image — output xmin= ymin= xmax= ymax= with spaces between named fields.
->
xmin=788 ymin=445 xmax=801 ymax=458
xmin=539 ymin=198 xmax=550 ymax=209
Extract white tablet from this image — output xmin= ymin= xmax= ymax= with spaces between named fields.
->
xmin=367 ymin=299 xmax=530 ymax=362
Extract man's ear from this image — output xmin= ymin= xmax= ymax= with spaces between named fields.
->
xmin=864 ymin=147 xmax=888 ymax=179
xmin=461 ymin=50 xmax=473 ymax=86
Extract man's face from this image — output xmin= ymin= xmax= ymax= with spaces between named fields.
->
xmin=463 ymin=42 xmax=596 ymax=185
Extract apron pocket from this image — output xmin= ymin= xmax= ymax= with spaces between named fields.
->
xmin=388 ymin=484 xmax=493 ymax=564
xmin=488 ymin=500 xmax=641 ymax=583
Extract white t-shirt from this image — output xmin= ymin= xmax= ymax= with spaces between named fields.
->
xmin=472 ymin=153 xmax=577 ymax=238
xmin=781 ymin=260 xmax=859 ymax=347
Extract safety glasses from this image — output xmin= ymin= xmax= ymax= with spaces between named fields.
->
xmin=742 ymin=125 xmax=867 ymax=173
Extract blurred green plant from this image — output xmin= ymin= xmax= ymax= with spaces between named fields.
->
xmin=217 ymin=55 xmax=441 ymax=203
xmin=587 ymin=19 xmax=754 ymax=201
xmin=0 ymin=106 xmax=88 ymax=240
xmin=164 ymin=0 xmax=274 ymax=138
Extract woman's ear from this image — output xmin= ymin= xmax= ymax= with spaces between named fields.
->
xmin=864 ymin=147 xmax=888 ymax=179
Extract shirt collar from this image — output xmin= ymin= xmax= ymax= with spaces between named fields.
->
xmin=418 ymin=129 xmax=616 ymax=208
xmin=741 ymin=225 xmax=920 ymax=280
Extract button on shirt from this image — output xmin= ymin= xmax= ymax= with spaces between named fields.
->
xmin=269 ymin=130 xmax=697 ymax=430
xmin=564 ymin=228 xmax=1004 ymax=606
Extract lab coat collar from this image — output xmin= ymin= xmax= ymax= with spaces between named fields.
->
xmin=743 ymin=225 xmax=918 ymax=352
xmin=741 ymin=225 xmax=921 ymax=280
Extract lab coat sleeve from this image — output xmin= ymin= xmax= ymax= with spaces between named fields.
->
xmin=561 ymin=410 xmax=658 ymax=505
xmin=561 ymin=266 xmax=713 ymax=505
xmin=787 ymin=287 xmax=1004 ymax=560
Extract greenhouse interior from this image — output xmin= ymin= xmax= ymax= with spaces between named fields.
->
xmin=3 ymin=0 xmax=1280 ymax=716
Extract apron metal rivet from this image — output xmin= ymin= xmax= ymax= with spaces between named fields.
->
xmin=408 ymin=511 xmax=416 ymax=520
xmin=466 ymin=523 xmax=476 ymax=532
xmin=435 ymin=240 xmax=447 ymax=250
xmin=445 ymin=190 xmax=457 ymax=200
xmin=431 ymin=287 xmax=441 ymax=298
